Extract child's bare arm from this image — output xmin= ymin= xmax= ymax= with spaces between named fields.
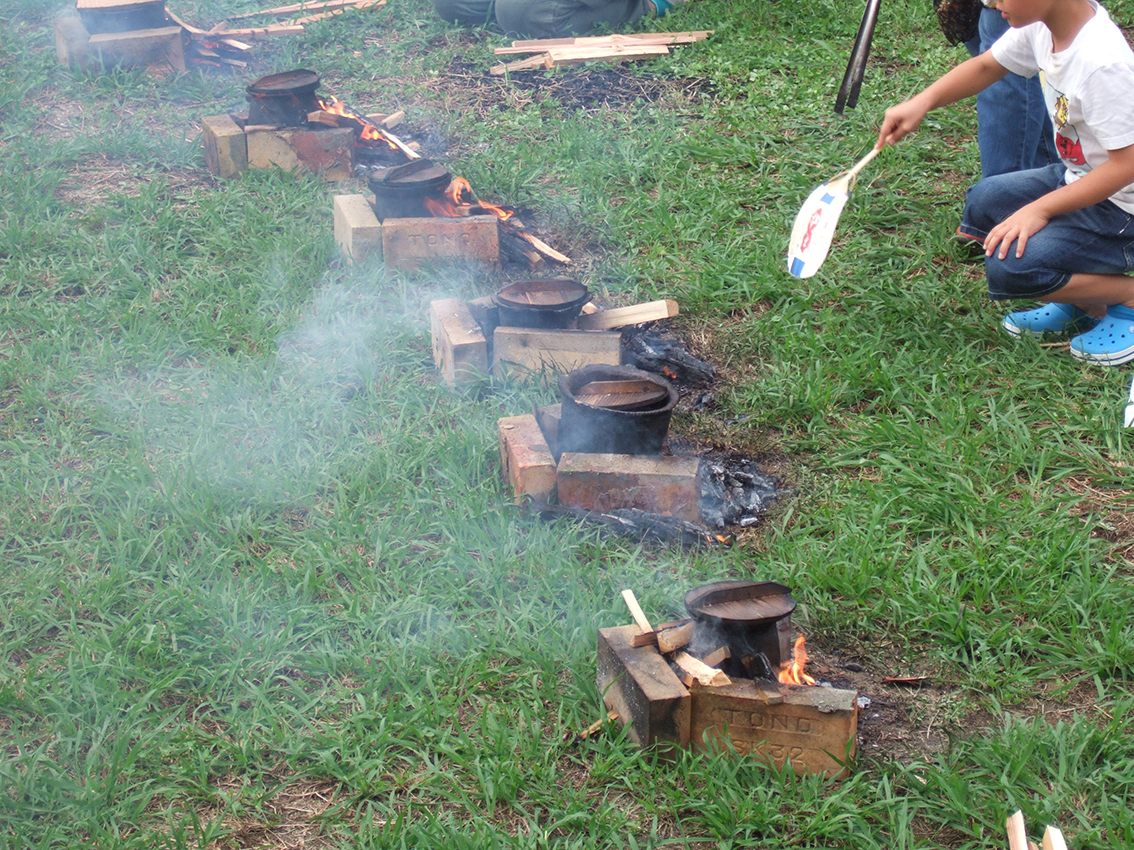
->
xmin=985 ymin=144 xmax=1134 ymax=259
xmin=876 ymin=52 xmax=1009 ymax=148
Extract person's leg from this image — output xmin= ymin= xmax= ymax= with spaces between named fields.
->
xmin=494 ymin=0 xmax=652 ymax=38
xmin=972 ymin=9 xmax=1058 ymax=177
xmin=431 ymin=0 xmax=494 ymax=27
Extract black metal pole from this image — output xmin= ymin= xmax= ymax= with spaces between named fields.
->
xmin=835 ymin=0 xmax=883 ymax=114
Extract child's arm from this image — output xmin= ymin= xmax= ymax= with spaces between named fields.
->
xmin=984 ymin=144 xmax=1134 ymax=258
xmin=876 ymin=51 xmax=1010 ymax=148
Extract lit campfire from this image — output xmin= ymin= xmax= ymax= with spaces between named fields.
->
xmin=424 ymin=177 xmax=515 ymax=222
xmin=778 ymin=634 xmax=817 ymax=686
xmin=316 ymin=95 xmax=417 ymax=159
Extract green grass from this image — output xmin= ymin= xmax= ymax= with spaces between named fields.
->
xmin=1 ymin=0 xmax=1133 ymax=847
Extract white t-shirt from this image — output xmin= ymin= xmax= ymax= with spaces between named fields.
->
xmin=991 ymin=0 xmax=1134 ymax=213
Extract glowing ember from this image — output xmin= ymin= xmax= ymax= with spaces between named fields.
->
xmin=777 ymin=634 xmax=817 ymax=686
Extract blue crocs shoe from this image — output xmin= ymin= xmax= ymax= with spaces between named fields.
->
xmin=1002 ymin=303 xmax=1097 ymax=338
xmin=1069 ymin=304 xmax=1134 ymax=366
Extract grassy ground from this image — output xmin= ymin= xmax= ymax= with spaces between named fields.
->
xmin=1 ymin=0 xmax=1133 ymax=847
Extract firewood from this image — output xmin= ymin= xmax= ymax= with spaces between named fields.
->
xmin=165 ymin=7 xmax=208 ymax=34
xmin=490 ymin=54 xmax=551 ymax=76
xmin=1007 ymin=811 xmax=1028 ymax=850
xmin=576 ymin=300 xmax=678 ymax=330
xmin=292 ymin=0 xmax=386 ymax=25
xmin=194 ymin=23 xmax=305 ymax=38
xmin=701 ymin=645 xmax=730 ymax=668
xmin=499 ymin=231 xmax=543 ymax=269
xmin=364 ymin=110 xmax=404 ymax=129
xmin=881 ymin=675 xmax=929 ymax=685
xmin=672 ymin=652 xmax=730 ymax=688
xmin=656 ymin=620 xmax=695 ymax=655
xmin=621 ymin=589 xmax=653 ymax=634
xmin=507 ymin=228 xmax=571 ymax=264
xmin=494 ymin=31 xmax=713 ymax=55
xmin=227 ymin=0 xmax=379 ymax=19
xmin=578 ymin=709 xmax=619 ymax=739
xmin=544 ymin=45 xmax=671 ymax=67
xmin=580 ymin=301 xmax=599 ymax=315
xmin=629 ymin=617 xmax=694 ymax=649
xmin=307 ymin=110 xmax=343 ymax=127
xmin=1041 ymin=826 xmax=1067 ymax=850
xmin=755 ymin=680 xmax=784 ymax=705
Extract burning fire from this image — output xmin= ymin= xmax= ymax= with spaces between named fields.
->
xmin=777 ymin=634 xmax=817 ymax=686
xmin=424 ymin=176 xmax=515 ymax=222
xmin=317 ymin=95 xmax=400 ymax=152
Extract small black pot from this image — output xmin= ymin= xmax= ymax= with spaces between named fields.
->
xmin=368 ymin=160 xmax=452 ymax=220
xmin=557 ymin=364 xmax=678 ymax=456
xmin=495 ymin=279 xmax=590 ymax=329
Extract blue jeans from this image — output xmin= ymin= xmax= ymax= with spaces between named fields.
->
xmin=959 ymin=164 xmax=1134 ymax=300
xmin=964 ymin=9 xmax=1058 ymax=178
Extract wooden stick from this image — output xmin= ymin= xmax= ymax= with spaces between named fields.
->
xmin=192 ymin=23 xmax=305 ymax=38
xmin=656 ymin=621 xmax=695 ymax=655
xmin=701 ymin=646 xmax=730 ymax=668
xmin=1041 ymin=826 xmax=1067 ymax=850
xmin=511 ymin=230 xmax=571 ymax=264
xmin=490 ymin=54 xmax=550 ymax=76
xmin=620 ymin=589 xmax=652 ymax=634
xmin=292 ymin=0 xmax=385 ymax=25
xmin=579 ymin=709 xmax=619 ymax=739
xmin=227 ymin=0 xmax=376 ymax=19
xmin=576 ymin=300 xmax=678 ymax=330
xmin=496 ymin=30 xmax=713 ymax=54
xmin=1007 ymin=811 xmax=1029 ymax=850
xmin=165 ymin=7 xmax=208 ymax=35
xmin=673 ymin=652 xmax=730 ymax=688
xmin=544 ymin=45 xmax=670 ymax=67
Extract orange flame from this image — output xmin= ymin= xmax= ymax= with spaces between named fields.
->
xmin=423 ymin=178 xmax=515 ymax=222
xmin=778 ymin=635 xmax=817 ymax=686
xmin=317 ymin=95 xmax=399 ymax=151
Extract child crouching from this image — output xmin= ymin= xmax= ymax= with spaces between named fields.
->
xmin=879 ymin=0 xmax=1134 ymax=365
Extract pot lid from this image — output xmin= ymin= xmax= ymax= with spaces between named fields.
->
xmin=247 ymin=69 xmax=320 ymax=95
xmin=685 ymin=580 xmax=796 ymax=626
xmin=496 ymin=278 xmax=588 ymax=309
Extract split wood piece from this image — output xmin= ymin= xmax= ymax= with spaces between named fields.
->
xmin=292 ymin=0 xmax=387 ymax=25
xmin=629 ymin=617 xmax=695 ymax=650
xmin=1007 ymin=811 xmax=1028 ymax=850
xmin=701 ymin=645 xmax=730 ymax=668
xmin=503 ymin=223 xmax=571 ymax=264
xmin=576 ymin=379 xmax=667 ymax=411
xmin=165 ymin=7 xmax=208 ymax=35
xmin=577 ymin=299 xmax=678 ymax=331
xmin=881 ymin=675 xmax=929 ymax=685
xmin=673 ymin=652 xmax=731 ymax=688
xmin=499 ymin=231 xmax=543 ymax=269
xmin=495 ymin=30 xmax=714 ymax=54
xmin=227 ymin=0 xmax=381 ymax=19
xmin=579 ymin=709 xmax=620 ymax=739
xmin=194 ymin=23 xmax=305 ymax=38
xmin=492 ymin=44 xmax=670 ymax=74
xmin=365 ymin=109 xmax=404 ymax=128
xmin=580 ymin=302 xmax=599 ymax=315
xmin=621 ymin=589 xmax=653 ymax=634
xmin=491 ymin=54 xmax=549 ymax=75
xmin=1042 ymin=826 xmax=1067 ymax=850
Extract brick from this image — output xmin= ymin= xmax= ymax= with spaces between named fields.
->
xmin=497 ymin=414 xmax=556 ymax=504
xmin=429 ymin=299 xmax=488 ymax=388
xmin=597 ymin=625 xmax=690 ymax=753
xmin=246 ymin=126 xmax=353 ymax=181
xmin=333 ymin=195 xmax=382 ymax=265
xmin=689 ymin=681 xmax=858 ymax=779
xmin=492 ymin=328 xmax=621 ymax=380
xmin=556 ymin=453 xmax=701 ymax=522
xmin=201 ymin=114 xmax=248 ymax=179
xmin=381 ymin=215 xmax=499 ymax=271
xmin=88 ymin=25 xmax=184 ymax=72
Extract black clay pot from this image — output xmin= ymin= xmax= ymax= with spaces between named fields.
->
xmin=495 ymin=278 xmax=590 ymax=329
xmin=368 ymin=160 xmax=452 ymax=220
xmin=557 ymin=364 xmax=678 ymax=456
xmin=246 ymin=69 xmax=321 ymax=128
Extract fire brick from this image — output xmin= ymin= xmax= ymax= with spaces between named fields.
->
xmin=246 ymin=126 xmax=354 ymax=181
xmin=202 ymin=115 xmax=248 ymax=180
xmin=689 ymin=680 xmax=858 ymax=779
xmin=333 ymin=195 xmax=383 ymax=265
xmin=492 ymin=328 xmax=621 ymax=380
xmin=497 ymin=414 xmax=557 ymax=505
xmin=381 ymin=216 xmax=499 ymax=271
xmin=429 ymin=299 xmax=488 ymax=388
xmin=597 ymin=625 xmax=691 ymax=754
xmin=556 ymin=453 xmax=701 ymax=522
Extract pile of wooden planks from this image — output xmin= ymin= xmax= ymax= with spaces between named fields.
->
xmin=490 ymin=30 xmax=712 ymax=75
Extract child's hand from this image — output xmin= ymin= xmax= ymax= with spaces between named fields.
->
xmin=876 ymin=96 xmax=931 ymax=148
xmin=984 ymin=202 xmax=1052 ymax=259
